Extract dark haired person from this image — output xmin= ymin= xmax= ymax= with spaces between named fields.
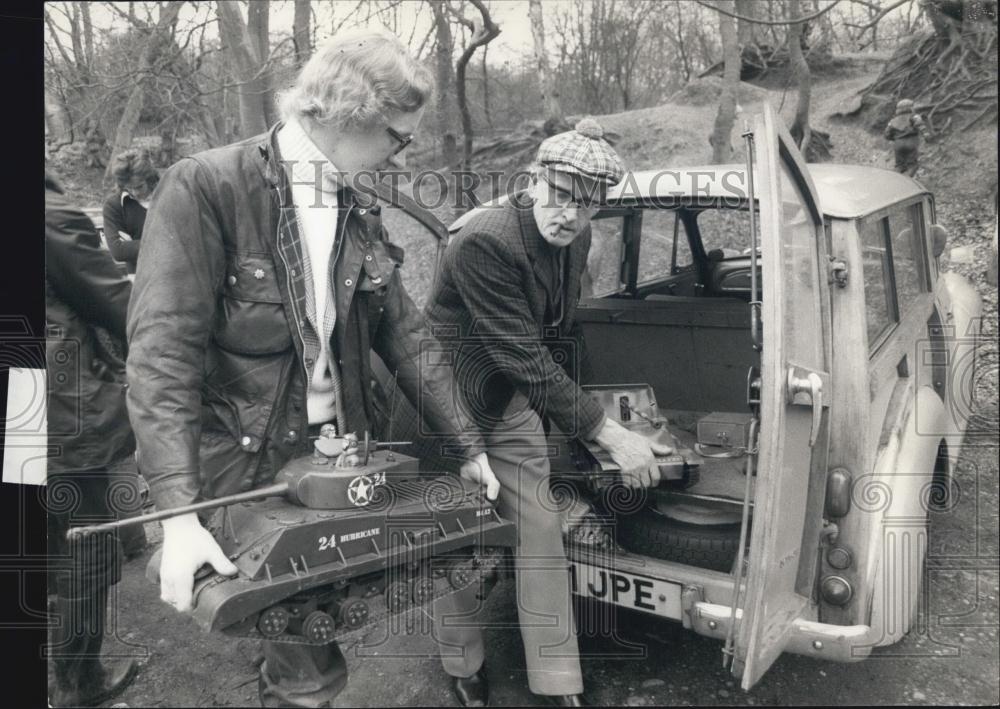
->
xmin=102 ymin=148 xmax=159 ymax=275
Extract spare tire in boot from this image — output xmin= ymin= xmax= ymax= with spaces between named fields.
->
xmin=614 ymin=506 xmax=742 ymax=572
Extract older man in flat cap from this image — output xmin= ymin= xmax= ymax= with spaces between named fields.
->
xmin=425 ymin=119 xmax=672 ymax=707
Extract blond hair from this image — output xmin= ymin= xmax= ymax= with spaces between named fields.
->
xmin=278 ymin=28 xmax=434 ymax=129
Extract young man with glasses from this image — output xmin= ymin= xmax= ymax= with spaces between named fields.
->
xmin=126 ymin=29 xmax=498 ymax=708
xmin=423 ymin=119 xmax=672 ymax=706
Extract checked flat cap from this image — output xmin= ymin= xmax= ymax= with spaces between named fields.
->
xmin=537 ymin=118 xmax=626 ymax=186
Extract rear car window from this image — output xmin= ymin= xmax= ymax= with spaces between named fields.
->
xmin=637 ymin=209 xmax=691 ymax=284
xmin=858 ymin=217 xmax=896 ymax=349
xmin=885 ymin=202 xmax=928 ymax=315
xmin=696 ymin=207 xmax=760 ymax=259
xmin=585 ymin=215 xmax=625 ymax=297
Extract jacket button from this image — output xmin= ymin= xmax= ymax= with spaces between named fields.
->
xmin=359 ymin=208 xmax=367 ymax=215
xmin=241 ymin=435 xmax=252 ymax=447
xmin=345 ymin=278 xmax=353 ymax=286
xmin=228 ymin=275 xmax=237 ymax=286
xmin=284 ymin=430 xmax=298 ymax=444
xmin=291 ymin=269 xmax=298 ymax=277
xmin=365 ymin=255 xmax=372 ymax=261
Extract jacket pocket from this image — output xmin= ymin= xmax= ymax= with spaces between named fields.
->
xmin=198 ymin=430 xmax=256 ymax=500
xmin=215 ymin=252 xmax=294 ymax=355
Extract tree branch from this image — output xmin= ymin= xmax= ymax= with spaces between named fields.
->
xmin=694 ymin=0 xmax=844 ymax=25
xmin=843 ymin=0 xmax=912 ymax=31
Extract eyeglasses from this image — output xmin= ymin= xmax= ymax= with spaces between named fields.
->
xmin=538 ymin=171 xmax=602 ymax=211
xmin=385 ymin=125 xmax=414 ymax=156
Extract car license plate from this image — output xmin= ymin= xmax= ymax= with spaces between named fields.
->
xmin=569 ymin=561 xmax=682 ymax=619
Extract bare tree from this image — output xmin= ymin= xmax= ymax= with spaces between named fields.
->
xmin=529 ymin=0 xmax=563 ymax=125
xmin=217 ymin=0 xmax=269 ymax=138
xmin=430 ymin=0 xmax=460 ymax=167
xmin=248 ymin=2 xmax=276 ymax=126
xmin=105 ymin=1 xmax=185 ymax=180
xmin=453 ymin=0 xmax=501 ymax=171
xmin=710 ymin=0 xmax=741 ymax=163
xmin=293 ymin=0 xmax=312 ymax=67
xmin=787 ymin=0 xmax=813 ymax=153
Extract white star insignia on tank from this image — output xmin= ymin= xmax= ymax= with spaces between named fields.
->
xmin=348 ymin=474 xmax=374 ymax=506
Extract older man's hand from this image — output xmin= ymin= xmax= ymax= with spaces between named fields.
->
xmin=459 ymin=452 xmax=501 ymax=501
xmin=158 ymin=512 xmax=238 ymax=612
xmin=593 ymin=418 xmax=674 ymax=488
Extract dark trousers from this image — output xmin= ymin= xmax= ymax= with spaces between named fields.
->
xmin=47 ymin=464 xmax=124 ymax=699
xmin=893 ymin=136 xmax=920 ymax=176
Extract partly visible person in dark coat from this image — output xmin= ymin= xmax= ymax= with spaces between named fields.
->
xmin=102 ymin=148 xmax=159 ymax=274
xmin=45 ymin=171 xmax=140 ymax=707
xmin=125 ymin=28 xmax=498 ymax=708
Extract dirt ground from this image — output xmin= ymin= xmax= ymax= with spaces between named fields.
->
xmin=50 ymin=57 xmax=999 ymax=707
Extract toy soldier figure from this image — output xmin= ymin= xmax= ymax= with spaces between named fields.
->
xmin=84 ymin=119 xmax=107 ymax=169
xmin=884 ymin=99 xmax=932 ymax=176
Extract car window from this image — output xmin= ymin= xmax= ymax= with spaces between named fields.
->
xmin=584 ymin=215 xmax=625 ymax=297
xmin=696 ymin=207 xmax=760 ymax=259
xmin=779 ymin=165 xmax=825 ymax=372
xmin=380 ymin=204 xmax=445 ymax=310
xmin=858 ymin=217 xmax=896 ymax=349
xmin=886 ymin=202 xmax=928 ymax=315
xmin=637 ymin=209 xmax=690 ymax=284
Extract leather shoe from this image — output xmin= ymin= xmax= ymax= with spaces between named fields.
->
xmin=453 ymin=666 xmax=489 ymax=707
xmin=542 ymin=694 xmax=588 ymax=707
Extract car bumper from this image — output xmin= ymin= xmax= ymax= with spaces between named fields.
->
xmin=569 ymin=545 xmax=875 ymax=663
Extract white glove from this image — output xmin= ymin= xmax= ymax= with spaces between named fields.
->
xmin=594 ymin=418 xmax=674 ymax=489
xmin=459 ymin=452 xmax=501 ymax=501
xmin=159 ymin=512 xmax=238 ymax=612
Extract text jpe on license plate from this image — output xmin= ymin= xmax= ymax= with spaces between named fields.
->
xmin=569 ymin=561 xmax=682 ymax=618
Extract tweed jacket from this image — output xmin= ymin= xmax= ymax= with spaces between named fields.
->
xmin=126 ymin=123 xmax=484 ymax=511
xmin=424 ymin=196 xmax=606 ymax=439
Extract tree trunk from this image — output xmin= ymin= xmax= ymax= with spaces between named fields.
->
xmin=529 ymin=0 xmax=563 ymax=124
xmin=430 ymin=1 xmax=459 ymax=167
xmin=105 ymin=1 xmax=184 ymax=181
xmin=248 ymin=2 xmax=276 ymax=126
xmin=80 ymin=1 xmax=94 ymax=70
xmin=674 ymin=1 xmax=692 ymax=83
xmin=44 ymin=86 xmax=72 ymax=145
xmin=293 ymin=0 xmax=312 ymax=68
xmin=217 ymin=0 xmax=269 ymax=139
xmin=456 ymin=1 xmax=501 ymax=173
xmin=710 ymin=0 xmax=740 ymax=163
xmin=786 ymin=0 xmax=830 ymax=161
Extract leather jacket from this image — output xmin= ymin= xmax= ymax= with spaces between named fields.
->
xmin=45 ymin=173 xmax=136 ymax=473
xmin=126 ymin=124 xmax=484 ymax=511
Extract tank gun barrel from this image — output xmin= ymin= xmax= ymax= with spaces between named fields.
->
xmin=65 ymin=482 xmax=289 ymax=541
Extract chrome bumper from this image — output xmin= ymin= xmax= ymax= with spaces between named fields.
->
xmin=686 ymin=601 xmax=874 ymax=662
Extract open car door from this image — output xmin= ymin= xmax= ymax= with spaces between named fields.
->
xmin=730 ymin=103 xmax=833 ymax=689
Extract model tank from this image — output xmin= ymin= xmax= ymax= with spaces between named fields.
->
xmin=70 ymin=429 xmax=516 ymax=646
